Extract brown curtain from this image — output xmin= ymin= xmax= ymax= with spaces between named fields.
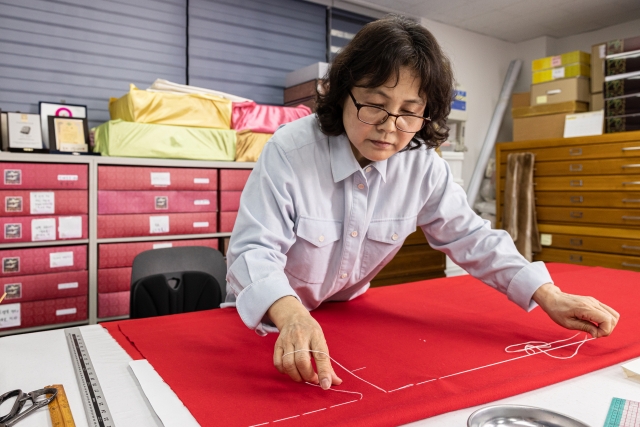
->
xmin=503 ymin=152 xmax=541 ymax=261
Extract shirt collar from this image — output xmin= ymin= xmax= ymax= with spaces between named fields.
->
xmin=330 ymin=133 xmax=388 ymax=183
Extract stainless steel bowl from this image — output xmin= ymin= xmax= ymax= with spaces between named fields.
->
xmin=467 ymin=405 xmax=591 ymax=427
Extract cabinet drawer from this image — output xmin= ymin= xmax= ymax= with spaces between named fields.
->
xmin=499 ymin=140 xmax=640 ymax=163
xmin=534 ymin=191 xmax=640 ymax=207
xmin=373 ymin=244 xmax=445 ymax=283
xmin=533 ymin=247 xmax=640 ymax=272
xmin=500 ymin=158 xmax=640 ymax=177
xmin=500 ymin=175 xmax=640 ymax=191
xmin=537 ymin=206 xmax=640 ymax=226
xmin=540 ymin=233 xmax=640 ymax=256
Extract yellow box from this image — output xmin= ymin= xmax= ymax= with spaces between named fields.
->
xmin=532 ymin=63 xmax=591 ymax=84
xmin=532 ymin=51 xmax=591 ymax=71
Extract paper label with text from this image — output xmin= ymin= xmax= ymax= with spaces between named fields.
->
xmin=552 ymin=67 xmax=565 ymax=79
xmin=150 ymin=216 xmax=170 ymax=234
xmin=153 ymin=243 xmax=173 ymax=249
xmin=194 ymin=200 xmax=210 ymax=205
xmin=32 ymin=218 xmax=57 ymax=241
xmin=30 ymin=192 xmax=55 ymax=214
xmin=50 ymin=251 xmax=74 ymax=268
xmin=193 ymin=222 xmax=209 ymax=228
xmin=56 ymin=307 xmax=77 ymax=316
xmin=58 ymin=282 xmax=79 ymax=290
xmin=0 ymin=303 xmax=21 ymax=328
xmin=151 ymin=172 xmax=171 ymax=187
xmin=57 ymin=175 xmax=78 ymax=181
xmin=194 ymin=178 xmax=209 ymax=184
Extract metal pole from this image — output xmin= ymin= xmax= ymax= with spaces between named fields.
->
xmin=466 ymin=59 xmax=522 ymax=208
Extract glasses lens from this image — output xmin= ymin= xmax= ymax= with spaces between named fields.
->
xmin=396 ymin=115 xmax=426 ymax=132
xmin=358 ymin=106 xmax=388 ymax=125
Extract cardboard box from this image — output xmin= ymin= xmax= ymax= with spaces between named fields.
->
xmin=606 ymin=113 xmax=640 ymax=133
xmin=98 ymin=166 xmax=217 ymax=191
xmin=98 ymin=238 xmax=219 ymax=269
xmin=0 ymin=245 xmax=87 ymax=277
xmin=220 ymin=211 xmax=238 ymax=232
xmin=512 ymin=101 xmax=588 ymax=118
xmin=0 ymin=295 xmax=87 ymax=331
xmin=512 ymin=92 xmax=530 ymax=108
xmin=0 ymin=270 xmax=87 ymax=303
xmin=604 ymin=72 xmax=640 ymax=98
xmin=532 ymin=63 xmax=590 ymax=84
xmin=0 ymin=215 xmax=88 ymax=243
xmin=98 ymin=291 xmax=129 ymax=318
xmin=220 ymin=169 xmax=252 ymax=191
xmin=532 ymin=51 xmax=590 ymax=71
xmin=97 ymin=212 xmax=217 ymax=238
xmin=607 ymin=35 xmax=640 ymax=55
xmin=98 ymin=191 xmax=217 ymax=214
xmin=591 ymin=43 xmax=606 ymax=93
xmin=591 ymin=93 xmax=604 ymax=111
xmin=0 ymin=190 xmax=87 ymax=217
xmin=0 ymin=163 xmax=88 ymax=190
xmin=530 ymin=77 xmax=590 ymax=106
xmin=605 ymin=95 xmax=640 ymax=117
xmin=606 ymin=53 xmax=640 ymax=77
xmin=98 ymin=267 xmax=131 ymax=293
xmin=284 ymin=80 xmax=321 ymax=104
xmin=513 ymin=113 xmax=568 ymax=141
xmin=220 ymin=191 xmax=242 ymax=212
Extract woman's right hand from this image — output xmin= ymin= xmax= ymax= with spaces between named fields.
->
xmin=267 ymin=296 xmax=343 ymax=390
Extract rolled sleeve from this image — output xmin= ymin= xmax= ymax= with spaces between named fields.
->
xmin=506 ymin=261 xmax=553 ymax=311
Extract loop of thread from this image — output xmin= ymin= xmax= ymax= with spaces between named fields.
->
xmin=505 ymin=332 xmax=590 ymax=359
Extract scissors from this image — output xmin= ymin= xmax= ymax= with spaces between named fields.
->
xmin=0 ymin=388 xmax=58 ymax=427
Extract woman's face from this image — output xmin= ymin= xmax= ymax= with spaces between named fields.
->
xmin=342 ymin=66 xmax=427 ymax=168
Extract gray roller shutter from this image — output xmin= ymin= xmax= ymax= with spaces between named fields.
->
xmin=188 ymin=0 xmax=326 ymax=105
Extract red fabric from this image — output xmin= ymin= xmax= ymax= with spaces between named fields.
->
xmin=101 ymin=321 xmax=144 ymax=360
xmin=231 ymin=101 xmax=312 ymax=133
xmin=106 ymin=265 xmax=640 ymax=427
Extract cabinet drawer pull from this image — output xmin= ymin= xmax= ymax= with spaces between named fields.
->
xmin=622 ymin=181 xmax=640 ymax=185
xmin=569 ymin=164 xmax=583 ymax=172
xmin=570 ymin=211 xmax=583 ymax=218
xmin=622 ymin=262 xmax=640 ymax=268
xmin=570 ymin=238 xmax=583 ymax=246
xmin=621 ymin=245 xmax=640 ymax=251
xmin=622 ymin=146 xmax=640 ymax=151
xmin=623 ymin=199 xmax=640 ymax=203
xmin=621 ymin=164 xmax=640 ymax=168
xmin=570 ymin=254 xmax=583 ymax=262
xmin=570 ymin=196 xmax=583 ymax=203
xmin=570 ymin=148 xmax=583 ymax=155
xmin=570 ymin=180 xmax=583 ymax=187
xmin=622 ymin=216 xmax=640 ymax=220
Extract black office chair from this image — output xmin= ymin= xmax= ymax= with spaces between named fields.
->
xmin=129 ymin=246 xmax=226 ymax=319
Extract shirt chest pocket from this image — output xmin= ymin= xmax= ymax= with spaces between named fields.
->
xmin=362 ymin=216 xmax=418 ymax=274
xmin=285 ymin=217 xmax=342 ymax=284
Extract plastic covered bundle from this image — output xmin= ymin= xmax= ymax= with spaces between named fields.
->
xmin=109 ymin=84 xmax=232 ymax=129
xmin=231 ymin=101 xmax=311 ymax=133
xmin=93 ymin=120 xmax=236 ymax=161
xmin=235 ymin=130 xmax=272 ymax=162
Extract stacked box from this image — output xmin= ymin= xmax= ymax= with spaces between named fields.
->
xmin=0 ymin=296 xmax=87 ymax=331
xmin=603 ymin=35 xmax=640 ymax=133
xmin=0 ymin=215 xmax=88 ymax=243
xmin=219 ymin=169 xmax=251 ymax=232
xmin=531 ymin=51 xmax=590 ymax=84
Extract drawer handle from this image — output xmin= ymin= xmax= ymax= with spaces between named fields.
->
xmin=570 ymin=180 xmax=583 ymax=187
xmin=622 ymin=199 xmax=640 ymax=203
xmin=570 ymin=238 xmax=583 ymax=246
xmin=622 ymin=216 xmax=640 ymax=220
xmin=570 ymin=148 xmax=583 ymax=155
xmin=569 ymin=164 xmax=583 ymax=172
xmin=622 ymin=181 xmax=640 ymax=185
xmin=621 ymin=164 xmax=640 ymax=168
xmin=570 ymin=255 xmax=583 ymax=263
xmin=570 ymin=211 xmax=583 ymax=218
xmin=622 ymin=245 xmax=640 ymax=251
xmin=622 ymin=262 xmax=640 ymax=268
xmin=570 ymin=196 xmax=584 ymax=203
xmin=622 ymin=147 xmax=640 ymax=151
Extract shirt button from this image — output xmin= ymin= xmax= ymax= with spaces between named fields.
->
xmin=319 ymin=235 xmax=325 ymax=242
xmin=351 ymin=231 xmax=358 ymax=237
xmin=365 ymin=167 xmax=372 ymax=173
xmin=340 ymin=273 xmax=347 ymax=279
xmin=357 ymin=183 xmax=365 ymax=190
xmin=391 ymin=233 xmax=398 ymax=241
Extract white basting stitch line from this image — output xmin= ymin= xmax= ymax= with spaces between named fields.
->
xmin=273 ymin=415 xmax=300 ymax=423
xmin=305 ymin=382 xmax=363 ymax=400
xmin=416 ymin=379 xmax=437 ymax=385
xmin=351 ymin=367 xmax=366 ymax=372
xmin=303 ymin=408 xmax=327 ymax=416
xmin=388 ymin=384 xmax=414 ymax=392
xmin=248 ymin=423 xmax=269 ymax=427
xmin=330 ymin=399 xmax=360 ymax=408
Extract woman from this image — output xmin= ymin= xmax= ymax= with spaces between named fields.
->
xmin=224 ymin=16 xmax=619 ymax=392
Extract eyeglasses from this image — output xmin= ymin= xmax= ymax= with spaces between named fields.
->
xmin=348 ymin=91 xmax=431 ymax=133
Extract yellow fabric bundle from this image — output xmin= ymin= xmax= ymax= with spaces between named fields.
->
xmin=109 ymin=84 xmax=232 ymax=129
xmin=235 ymin=130 xmax=272 ymax=162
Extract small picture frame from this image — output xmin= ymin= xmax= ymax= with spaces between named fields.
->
xmin=39 ymin=102 xmax=87 ymax=149
xmin=4 ymin=224 xmax=22 ymax=240
xmin=4 ymin=283 xmax=22 ymax=300
xmin=5 ymin=196 xmax=23 ymax=213
xmin=6 ymin=113 xmax=46 ymax=153
xmin=155 ymin=196 xmax=169 ymax=210
xmin=48 ymin=116 xmax=89 ymax=154
xmin=2 ymin=257 xmax=20 ymax=273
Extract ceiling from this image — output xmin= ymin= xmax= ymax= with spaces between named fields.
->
xmin=342 ymin=0 xmax=640 ymax=43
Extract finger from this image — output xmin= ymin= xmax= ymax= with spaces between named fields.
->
xmin=331 ymin=370 xmax=343 ymax=386
xmin=310 ymin=337 xmax=335 ymax=390
xmin=577 ymin=307 xmax=616 ymax=337
xmin=282 ymin=344 xmax=303 ymax=383
xmin=294 ymin=346 xmax=317 ymax=384
xmin=564 ymin=318 xmax=599 ymax=337
xmin=273 ymin=341 xmax=285 ymax=374
xmin=599 ymin=302 xmax=620 ymax=322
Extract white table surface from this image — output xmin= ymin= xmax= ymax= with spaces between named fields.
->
xmin=1 ymin=325 xmax=639 ymax=427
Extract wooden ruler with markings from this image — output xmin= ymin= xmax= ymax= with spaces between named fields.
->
xmin=47 ymin=384 xmax=76 ymax=427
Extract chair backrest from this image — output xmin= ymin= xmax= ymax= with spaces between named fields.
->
xmin=129 ymin=246 xmax=226 ymax=319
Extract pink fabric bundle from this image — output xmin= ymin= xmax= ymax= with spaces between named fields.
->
xmin=231 ymin=101 xmax=312 ymax=133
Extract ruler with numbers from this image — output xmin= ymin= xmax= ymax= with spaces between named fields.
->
xmin=47 ymin=384 xmax=76 ymax=427
xmin=604 ymin=397 xmax=639 ymax=427
xmin=65 ymin=328 xmax=115 ymax=427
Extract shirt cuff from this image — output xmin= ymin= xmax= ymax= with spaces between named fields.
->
xmin=506 ymin=261 xmax=553 ymax=312
xmin=235 ymin=271 xmax=300 ymax=331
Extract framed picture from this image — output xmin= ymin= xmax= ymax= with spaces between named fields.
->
xmin=39 ymin=102 xmax=87 ymax=149
xmin=48 ymin=116 xmax=89 ymax=154
xmin=6 ymin=113 xmax=46 ymax=153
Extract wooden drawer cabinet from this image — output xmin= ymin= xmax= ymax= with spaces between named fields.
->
xmin=497 ymin=130 xmax=640 ymax=271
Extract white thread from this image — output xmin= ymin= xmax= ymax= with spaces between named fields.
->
xmin=505 ymin=333 xmax=588 ymax=359
xmin=302 ymin=408 xmax=327 ymax=415
xmin=283 ymin=350 xmax=387 ymax=393
xmin=416 ymin=379 xmax=437 ymax=385
xmin=388 ymin=384 xmax=414 ymax=392
xmin=305 ymin=381 xmax=364 ymax=400
xmin=351 ymin=367 xmax=366 ymax=372
xmin=330 ymin=399 xmax=359 ymax=408
xmin=273 ymin=415 xmax=300 ymax=423
xmin=248 ymin=423 xmax=269 ymax=427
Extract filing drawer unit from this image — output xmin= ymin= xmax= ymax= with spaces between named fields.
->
xmin=496 ymin=130 xmax=640 ymax=272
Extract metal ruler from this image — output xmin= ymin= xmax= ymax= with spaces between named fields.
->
xmin=47 ymin=384 xmax=76 ymax=427
xmin=65 ymin=328 xmax=115 ymax=427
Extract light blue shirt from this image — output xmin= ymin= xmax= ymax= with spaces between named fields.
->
xmin=225 ymin=115 xmax=552 ymax=335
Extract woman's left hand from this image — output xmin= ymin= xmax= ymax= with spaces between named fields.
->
xmin=532 ymin=283 xmax=620 ymax=338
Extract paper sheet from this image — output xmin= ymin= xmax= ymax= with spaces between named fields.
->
xmin=564 ymin=111 xmax=604 ymax=138
xmin=129 ymin=360 xmax=200 ymax=427
xmin=58 ymin=216 xmax=83 ymax=239
xmin=30 ymin=192 xmax=55 ymax=214
xmin=0 ymin=302 xmax=20 ymax=328
xmin=622 ymin=358 xmax=640 ymax=384
xmin=50 ymin=251 xmax=74 ymax=268
xmin=31 ymin=218 xmax=56 ymax=241
xmin=150 ymin=216 xmax=170 ymax=234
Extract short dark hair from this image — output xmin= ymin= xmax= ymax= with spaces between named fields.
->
xmin=316 ymin=15 xmax=454 ymax=149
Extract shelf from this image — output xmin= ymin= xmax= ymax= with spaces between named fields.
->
xmin=0 ymin=319 xmax=89 ymax=337
xmin=96 ymin=232 xmax=231 ymax=244
xmin=0 ymin=152 xmax=93 ymax=164
xmin=0 ymin=239 xmax=89 ymax=249
xmin=97 ymin=315 xmax=129 ymax=323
